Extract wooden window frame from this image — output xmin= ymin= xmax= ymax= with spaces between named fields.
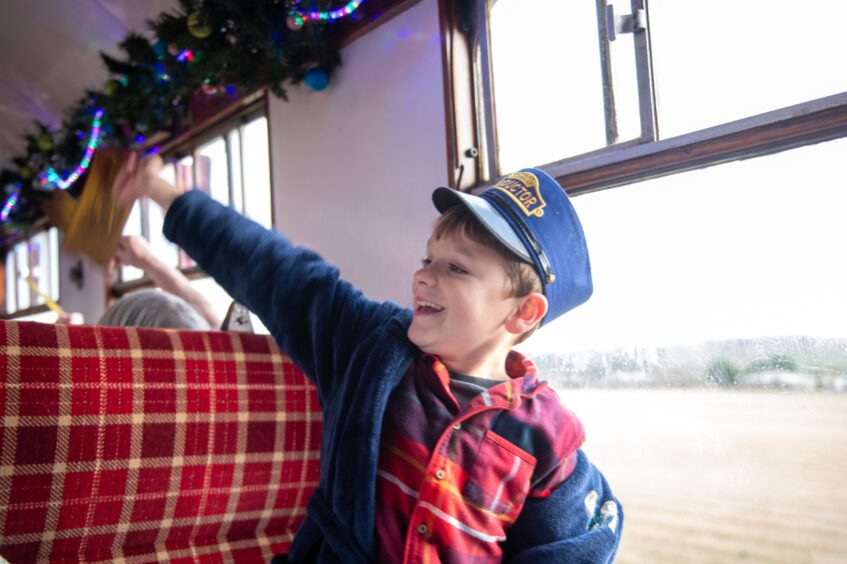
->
xmin=440 ymin=0 xmax=847 ymax=196
xmin=111 ymin=92 xmax=271 ymax=298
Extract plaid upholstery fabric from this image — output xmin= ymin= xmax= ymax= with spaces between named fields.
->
xmin=0 ymin=320 xmax=322 ymax=563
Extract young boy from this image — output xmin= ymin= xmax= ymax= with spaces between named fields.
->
xmin=118 ymin=157 xmax=622 ymax=563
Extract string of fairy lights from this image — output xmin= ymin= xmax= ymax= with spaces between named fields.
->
xmin=1 ymin=0 xmax=365 ymax=227
xmin=41 ymin=109 xmax=105 ymax=190
xmin=288 ymin=0 xmax=364 ymax=28
xmin=0 ymin=109 xmax=104 ymax=222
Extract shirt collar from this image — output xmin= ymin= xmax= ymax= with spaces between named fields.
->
xmin=419 ymin=351 xmax=543 ymax=410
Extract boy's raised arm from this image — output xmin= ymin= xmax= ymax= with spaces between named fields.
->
xmin=113 ymin=154 xmax=394 ymax=390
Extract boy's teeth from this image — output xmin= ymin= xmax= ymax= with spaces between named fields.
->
xmin=417 ymin=300 xmax=443 ymax=311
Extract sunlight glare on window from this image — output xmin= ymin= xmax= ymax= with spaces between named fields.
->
xmin=521 ymin=138 xmax=847 ymax=358
xmin=242 ymin=117 xmax=272 ymax=228
xmin=197 ymin=137 xmax=230 ymax=206
xmin=228 ymin=129 xmax=244 ymax=215
xmin=48 ymin=228 xmax=59 ymax=300
xmin=121 ymin=200 xmax=145 ymax=282
xmin=147 ymin=198 xmax=180 ymax=270
xmin=4 ymin=252 xmax=15 ymax=313
xmin=490 ymin=0 xmax=606 ymax=171
xmin=649 ymin=0 xmax=847 ymax=137
xmin=15 ymin=244 xmax=30 ymax=311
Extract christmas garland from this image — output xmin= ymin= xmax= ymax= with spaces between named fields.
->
xmin=0 ymin=0 xmax=365 ymax=243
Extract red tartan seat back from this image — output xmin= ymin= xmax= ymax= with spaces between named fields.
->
xmin=0 ymin=320 xmax=322 ymax=563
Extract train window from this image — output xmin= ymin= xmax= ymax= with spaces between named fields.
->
xmin=517 ymin=137 xmax=847 ymax=561
xmin=649 ymin=0 xmax=847 ymax=138
xmin=481 ymin=0 xmax=847 ymax=184
xmin=113 ymin=105 xmax=272 ymax=332
xmin=3 ymin=228 xmax=60 ymax=319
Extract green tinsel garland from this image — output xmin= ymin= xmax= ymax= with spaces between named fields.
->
xmin=1 ymin=0 xmax=344 ymax=242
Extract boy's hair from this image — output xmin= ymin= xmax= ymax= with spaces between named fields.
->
xmin=433 ymin=205 xmax=542 ymax=343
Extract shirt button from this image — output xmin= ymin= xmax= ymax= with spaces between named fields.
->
xmin=452 ymin=422 xmax=462 ymax=430
xmin=417 ymin=523 xmax=428 ymax=535
xmin=435 ymin=469 xmax=446 ymax=480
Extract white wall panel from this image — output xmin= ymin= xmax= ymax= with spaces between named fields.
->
xmin=268 ymin=0 xmax=447 ymax=307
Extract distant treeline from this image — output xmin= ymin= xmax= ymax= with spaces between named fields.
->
xmin=533 ymin=336 xmax=847 ymax=390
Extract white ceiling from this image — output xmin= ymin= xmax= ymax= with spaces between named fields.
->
xmin=0 ymin=0 xmax=178 ymax=167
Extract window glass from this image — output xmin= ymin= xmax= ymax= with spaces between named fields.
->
xmin=176 ymin=155 xmax=194 ymax=193
xmin=120 ymin=200 xmax=145 ymax=282
xmin=197 ymin=137 xmax=230 ymax=206
xmin=15 ymin=310 xmax=57 ymax=323
xmin=112 ymin=109 xmax=272 ymax=328
xmin=148 ymin=163 xmax=181 ymax=270
xmin=649 ymin=0 xmax=847 ymax=138
xmin=3 ymin=228 xmax=60 ymax=316
xmin=242 ymin=117 xmax=272 ymax=228
xmin=604 ymin=0 xmax=641 ymax=141
xmin=517 ymin=138 xmax=847 ymax=560
xmin=176 ymin=155 xmax=197 ymax=269
xmin=4 ymin=251 xmax=15 ymax=313
xmin=147 ymin=200 xmax=179 ymax=271
xmin=28 ymin=230 xmax=53 ymax=306
xmin=15 ymin=243 xmax=31 ymax=311
xmin=489 ymin=0 xmax=641 ymax=172
xmin=228 ymin=129 xmax=244 ymax=215
xmin=48 ymin=228 xmax=59 ymax=300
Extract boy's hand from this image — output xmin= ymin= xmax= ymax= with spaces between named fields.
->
xmin=113 ymin=152 xmax=182 ymax=212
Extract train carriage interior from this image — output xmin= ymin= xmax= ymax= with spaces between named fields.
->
xmin=1 ymin=0 xmax=845 ymax=562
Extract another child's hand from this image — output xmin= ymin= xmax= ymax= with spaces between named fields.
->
xmin=114 ymin=235 xmax=155 ymax=269
xmin=56 ymin=311 xmax=85 ymax=325
xmin=113 ymin=152 xmax=181 ymax=212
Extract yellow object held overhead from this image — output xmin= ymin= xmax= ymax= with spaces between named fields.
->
xmin=25 ymin=276 xmax=65 ymax=316
xmin=41 ymin=149 xmax=134 ymax=266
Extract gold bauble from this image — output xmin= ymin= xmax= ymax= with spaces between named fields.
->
xmin=103 ymin=79 xmax=120 ymax=96
xmin=36 ymin=133 xmax=53 ymax=152
xmin=187 ymin=11 xmax=212 ymax=39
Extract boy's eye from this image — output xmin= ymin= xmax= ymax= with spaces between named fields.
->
xmin=421 ymin=259 xmax=431 ymax=267
xmin=448 ymin=263 xmax=466 ymax=274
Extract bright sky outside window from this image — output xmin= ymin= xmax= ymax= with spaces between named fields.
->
xmin=198 ymin=137 xmax=230 ymax=206
xmin=647 ymin=0 xmax=847 ymax=137
xmin=490 ymin=1 xmax=605 ymax=171
xmin=242 ymin=117 xmax=272 ymax=228
xmin=518 ymin=137 xmax=847 ymax=356
xmin=489 ymin=0 xmax=643 ymax=172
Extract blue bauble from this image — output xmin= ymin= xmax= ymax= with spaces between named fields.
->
xmin=304 ymin=68 xmax=330 ymax=92
xmin=153 ymin=40 xmax=168 ymax=59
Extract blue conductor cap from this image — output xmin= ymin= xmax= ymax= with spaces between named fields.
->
xmin=432 ymin=168 xmax=593 ymax=325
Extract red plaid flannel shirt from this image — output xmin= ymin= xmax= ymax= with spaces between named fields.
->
xmin=375 ymin=352 xmax=584 ymax=563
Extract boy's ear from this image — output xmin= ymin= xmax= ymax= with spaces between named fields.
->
xmin=505 ymin=293 xmax=548 ymax=336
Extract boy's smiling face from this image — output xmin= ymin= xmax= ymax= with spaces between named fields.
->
xmin=407 ymin=228 xmax=524 ymax=375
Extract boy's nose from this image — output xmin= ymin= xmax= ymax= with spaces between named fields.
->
xmin=414 ymin=266 xmax=435 ymax=287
